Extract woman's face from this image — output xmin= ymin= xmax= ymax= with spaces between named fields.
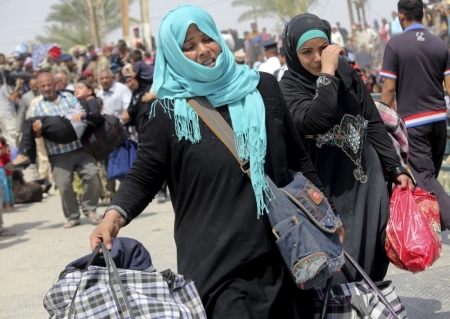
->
xmin=296 ymin=38 xmax=330 ymax=77
xmin=74 ymin=83 xmax=92 ymax=100
xmin=182 ymin=24 xmax=221 ymax=67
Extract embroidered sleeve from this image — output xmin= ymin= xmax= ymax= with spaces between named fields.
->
xmin=313 ymin=74 xmax=340 ymax=99
xmin=280 ymin=73 xmax=340 ymax=135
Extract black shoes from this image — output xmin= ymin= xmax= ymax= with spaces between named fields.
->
xmin=5 ymin=159 xmax=31 ymax=171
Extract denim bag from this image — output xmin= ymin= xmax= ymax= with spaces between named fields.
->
xmin=188 ymin=97 xmax=344 ymax=290
xmin=267 ymin=171 xmax=344 ymax=290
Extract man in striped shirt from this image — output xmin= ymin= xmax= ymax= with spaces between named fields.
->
xmin=27 ymin=73 xmax=101 ymax=228
xmin=381 ymin=0 xmax=450 ymax=231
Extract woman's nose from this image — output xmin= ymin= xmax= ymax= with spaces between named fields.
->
xmin=198 ymin=42 xmax=209 ymax=56
xmin=314 ymin=52 xmax=321 ymax=63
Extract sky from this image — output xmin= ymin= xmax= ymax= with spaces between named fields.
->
xmin=0 ymin=0 xmax=398 ymax=54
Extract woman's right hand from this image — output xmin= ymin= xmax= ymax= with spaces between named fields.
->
xmin=321 ymin=44 xmax=345 ymax=76
xmin=90 ymin=210 xmax=127 ymax=250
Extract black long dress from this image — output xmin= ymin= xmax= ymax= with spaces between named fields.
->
xmin=109 ymin=73 xmax=324 ymax=319
xmin=280 ymin=63 xmax=402 ymax=283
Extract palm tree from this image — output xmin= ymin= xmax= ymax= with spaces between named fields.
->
xmin=35 ymin=0 xmax=139 ymax=51
xmin=231 ymin=0 xmax=317 ymax=23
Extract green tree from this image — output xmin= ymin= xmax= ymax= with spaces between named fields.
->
xmin=35 ymin=0 xmax=139 ymax=51
xmin=231 ymin=0 xmax=317 ymax=23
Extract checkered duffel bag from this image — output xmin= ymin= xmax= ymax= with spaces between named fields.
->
xmin=43 ymin=243 xmax=207 ymax=319
xmin=314 ymin=250 xmax=407 ymax=319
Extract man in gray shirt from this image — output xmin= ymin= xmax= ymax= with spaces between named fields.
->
xmin=17 ymin=77 xmax=39 ymax=133
xmin=0 ymin=74 xmax=22 ymax=147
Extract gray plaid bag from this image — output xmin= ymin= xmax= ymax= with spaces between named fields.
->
xmin=43 ymin=243 xmax=207 ymax=319
xmin=314 ymin=280 xmax=407 ymax=319
xmin=314 ymin=251 xmax=407 ymax=319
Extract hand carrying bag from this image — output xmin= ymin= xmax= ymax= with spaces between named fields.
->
xmin=187 ymin=97 xmax=344 ymax=290
xmin=315 ymin=250 xmax=407 ymax=319
xmin=43 ymin=242 xmax=207 ymax=319
xmin=386 ymin=186 xmax=442 ymax=272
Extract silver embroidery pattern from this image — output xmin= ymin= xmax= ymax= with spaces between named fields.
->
xmin=315 ymin=114 xmax=369 ymax=183
xmin=314 ymin=75 xmax=332 ymax=99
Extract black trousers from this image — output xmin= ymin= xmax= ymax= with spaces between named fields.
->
xmin=407 ymin=121 xmax=450 ymax=230
xmin=19 ymin=116 xmax=77 ymax=163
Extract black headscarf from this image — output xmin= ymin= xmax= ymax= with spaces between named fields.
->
xmin=282 ymin=13 xmax=355 ymax=94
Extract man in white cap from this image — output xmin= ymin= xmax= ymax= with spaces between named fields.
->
xmin=233 ymin=50 xmax=246 ymax=65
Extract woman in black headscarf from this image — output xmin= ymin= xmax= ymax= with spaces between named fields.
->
xmin=279 ymin=14 xmax=412 ymax=282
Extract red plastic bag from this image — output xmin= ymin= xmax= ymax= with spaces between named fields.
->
xmin=386 ymin=186 xmax=442 ymax=272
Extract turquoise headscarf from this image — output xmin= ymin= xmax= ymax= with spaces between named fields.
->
xmin=152 ymin=5 xmax=273 ymax=218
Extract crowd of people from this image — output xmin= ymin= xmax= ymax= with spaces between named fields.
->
xmin=234 ymin=1 xmax=450 ymax=96
xmin=0 ymin=0 xmax=449 ymax=318
xmin=0 ymin=26 xmax=163 ymax=234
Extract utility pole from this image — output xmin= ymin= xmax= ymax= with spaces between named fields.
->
xmin=140 ymin=0 xmax=153 ymax=50
xmin=122 ymin=0 xmax=130 ymax=44
xmin=347 ymin=0 xmax=355 ymax=27
xmin=360 ymin=0 xmax=367 ymax=27
xmin=354 ymin=2 xmax=362 ymax=25
xmin=85 ymin=0 xmax=99 ymax=48
xmin=252 ymin=6 xmax=258 ymax=26
xmin=95 ymin=0 xmax=107 ymax=48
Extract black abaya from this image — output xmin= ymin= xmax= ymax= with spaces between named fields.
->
xmin=109 ymin=73 xmax=321 ymax=318
xmin=280 ymin=64 xmax=402 ymax=282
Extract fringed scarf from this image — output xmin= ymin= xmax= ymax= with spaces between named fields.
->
xmin=152 ymin=5 xmax=274 ymax=218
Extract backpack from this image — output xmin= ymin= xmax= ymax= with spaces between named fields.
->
xmin=12 ymin=171 xmax=43 ymax=204
xmin=82 ymin=114 xmax=128 ymax=161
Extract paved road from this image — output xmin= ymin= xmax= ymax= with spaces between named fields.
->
xmin=0 ymin=179 xmax=449 ymax=318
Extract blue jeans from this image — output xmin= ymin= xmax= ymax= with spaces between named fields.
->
xmin=0 ymin=168 xmax=10 ymax=205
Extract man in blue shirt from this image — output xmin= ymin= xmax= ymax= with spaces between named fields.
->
xmin=381 ymin=0 xmax=450 ymax=231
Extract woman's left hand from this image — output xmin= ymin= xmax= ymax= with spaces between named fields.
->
xmin=393 ymin=173 xmax=413 ymax=190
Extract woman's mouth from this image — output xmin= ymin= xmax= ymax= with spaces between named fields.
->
xmin=201 ymin=58 xmax=216 ymax=67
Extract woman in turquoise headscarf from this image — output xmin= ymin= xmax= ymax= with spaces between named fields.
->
xmin=91 ymin=5 xmax=329 ymax=318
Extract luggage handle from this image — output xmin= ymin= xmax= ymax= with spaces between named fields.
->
xmin=321 ymin=250 xmax=401 ymax=319
xmin=67 ymin=243 xmax=136 ymax=319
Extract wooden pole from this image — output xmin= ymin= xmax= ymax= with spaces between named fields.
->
xmin=355 ymin=2 xmax=362 ymax=25
xmin=122 ymin=0 xmax=130 ymax=43
xmin=360 ymin=0 xmax=367 ymax=27
xmin=347 ymin=0 xmax=355 ymax=27
xmin=95 ymin=0 xmax=107 ymax=48
xmin=140 ymin=0 xmax=153 ymax=50
xmin=85 ymin=0 xmax=99 ymax=48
